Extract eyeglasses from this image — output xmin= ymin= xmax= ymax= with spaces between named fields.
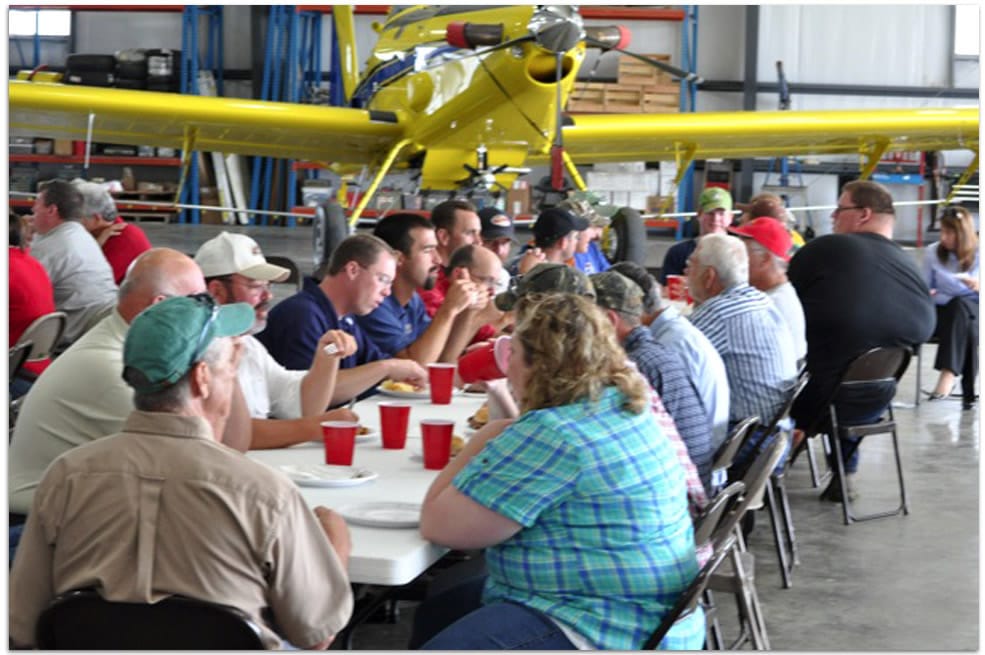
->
xmin=187 ymin=292 xmax=220 ymax=366
xmin=832 ymin=205 xmax=864 ymax=215
xmin=357 ymin=263 xmax=394 ymax=286
xmin=223 ymin=277 xmax=270 ymax=294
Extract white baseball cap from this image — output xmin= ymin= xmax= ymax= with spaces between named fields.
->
xmin=194 ymin=232 xmax=289 ymax=282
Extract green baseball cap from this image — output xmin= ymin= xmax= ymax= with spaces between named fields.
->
xmin=494 ymin=262 xmax=595 ymax=311
xmin=698 ymin=187 xmax=734 ymax=214
xmin=590 ymin=271 xmax=644 ymax=317
xmin=123 ymin=294 xmax=254 ymax=393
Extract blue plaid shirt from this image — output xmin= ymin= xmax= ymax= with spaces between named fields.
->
xmin=624 ymin=325 xmax=714 ymax=492
xmin=690 ymin=283 xmax=797 ymax=430
xmin=454 ymin=386 xmax=704 ymax=650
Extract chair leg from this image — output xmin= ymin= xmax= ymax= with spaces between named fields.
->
xmin=702 ymin=590 xmax=724 ymax=650
xmin=764 ymin=480 xmax=793 ymax=589
xmin=831 ymin=435 xmax=852 ymax=526
xmin=914 ymin=344 xmax=922 ymax=407
xmin=806 ymin=438 xmax=820 ymax=487
xmin=892 ymin=429 xmax=909 ymax=516
xmin=730 ymin=548 xmax=770 ymax=650
xmin=776 ymin=474 xmax=799 ymax=566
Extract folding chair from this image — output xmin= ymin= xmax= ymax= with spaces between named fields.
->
xmin=643 ymin=532 xmax=739 ymax=650
xmin=708 ymin=416 xmax=759 ymax=496
xmin=705 ymin=432 xmax=789 ymax=650
xmin=817 ymin=347 xmax=912 ymax=525
xmin=15 ymin=312 xmax=67 ymax=365
xmin=36 ymin=588 xmax=265 ymax=649
xmin=9 ymin=341 xmax=33 ymax=383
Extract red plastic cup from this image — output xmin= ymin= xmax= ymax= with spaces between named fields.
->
xmin=321 ymin=421 xmax=358 ymax=465
xmin=428 ymin=363 xmax=456 ymax=404
xmin=421 ymin=419 xmax=454 ymax=470
xmin=666 ymin=274 xmax=688 ymax=301
xmin=457 ymin=336 xmax=511 ymax=384
xmin=379 ymin=402 xmax=411 ymax=449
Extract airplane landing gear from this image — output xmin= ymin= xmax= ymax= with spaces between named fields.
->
xmin=602 ymin=207 xmax=646 ymax=266
xmin=313 ymin=200 xmax=350 ymax=275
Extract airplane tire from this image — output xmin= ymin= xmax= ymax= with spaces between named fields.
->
xmin=608 ymin=207 xmax=647 ymax=266
xmin=313 ymin=200 xmax=350 ymax=275
xmin=115 ymin=77 xmax=147 ymax=90
xmin=65 ymin=53 xmax=117 ymax=73
xmin=116 ymin=60 xmax=148 ymax=80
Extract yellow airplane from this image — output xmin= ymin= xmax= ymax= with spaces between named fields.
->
xmin=9 ymin=5 xmax=979 ymax=241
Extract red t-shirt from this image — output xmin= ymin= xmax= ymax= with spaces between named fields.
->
xmin=101 ymin=216 xmax=152 ymax=284
xmin=9 ymin=246 xmax=57 ymax=375
xmin=418 ymin=268 xmax=496 ymax=345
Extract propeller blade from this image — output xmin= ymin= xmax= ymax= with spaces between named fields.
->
xmin=585 ymin=38 xmax=704 ymax=85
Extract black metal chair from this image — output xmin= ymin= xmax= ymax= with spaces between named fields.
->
xmin=814 ymin=346 xmax=912 ymax=525
xmin=36 ymin=588 xmax=266 ymax=649
xmin=708 ymin=416 xmax=759 ymax=496
xmin=266 ymin=254 xmax=302 ymax=292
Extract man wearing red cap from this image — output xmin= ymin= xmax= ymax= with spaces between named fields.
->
xmin=729 ymin=217 xmax=806 ymax=361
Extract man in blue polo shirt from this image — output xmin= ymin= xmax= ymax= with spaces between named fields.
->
xmin=356 ymin=213 xmax=485 ymax=364
xmin=259 ymin=234 xmax=426 ymax=403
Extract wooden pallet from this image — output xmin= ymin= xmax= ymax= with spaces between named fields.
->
xmin=567 ymin=81 xmax=680 ymax=114
xmin=618 ymin=54 xmax=674 ymax=86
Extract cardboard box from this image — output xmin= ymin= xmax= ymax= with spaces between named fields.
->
xmin=33 ymin=138 xmax=54 ymax=155
xmin=53 ymin=139 xmax=73 ymax=156
xmin=506 ymin=179 xmax=531 ymax=216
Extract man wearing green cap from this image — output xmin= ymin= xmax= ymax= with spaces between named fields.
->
xmin=10 ymin=295 xmax=354 ymax=649
xmin=659 ymin=187 xmax=734 ymax=285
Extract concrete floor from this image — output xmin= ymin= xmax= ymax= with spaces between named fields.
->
xmin=144 ymin=221 xmax=979 ymax=650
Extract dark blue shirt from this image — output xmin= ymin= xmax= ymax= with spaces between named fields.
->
xmin=624 ymin=325 xmax=713 ymax=491
xmin=354 ymin=292 xmax=431 ymax=358
xmin=258 ymin=277 xmax=386 ymax=371
xmin=659 ymin=238 xmax=697 ymax=284
xmin=574 ymin=241 xmax=611 ymax=274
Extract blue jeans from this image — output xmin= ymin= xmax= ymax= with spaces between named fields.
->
xmin=410 ymin=576 xmax=577 ymax=650
xmin=9 ymin=523 xmax=25 ymax=569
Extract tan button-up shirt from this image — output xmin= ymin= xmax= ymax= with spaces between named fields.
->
xmin=9 ymin=410 xmax=353 ymax=649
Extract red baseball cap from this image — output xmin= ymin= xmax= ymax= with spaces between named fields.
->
xmin=729 ymin=217 xmax=793 ymax=261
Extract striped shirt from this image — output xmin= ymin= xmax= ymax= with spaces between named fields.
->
xmin=690 ymin=283 xmax=798 ymax=432
xmin=454 ymin=386 xmax=704 ymax=650
xmin=624 ymin=326 xmax=714 ymax=492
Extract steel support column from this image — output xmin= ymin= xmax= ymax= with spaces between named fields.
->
xmin=737 ymin=5 xmax=759 ymax=204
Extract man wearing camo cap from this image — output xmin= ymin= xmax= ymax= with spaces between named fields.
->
xmin=493 ymin=261 xmax=595 ymax=314
xmin=591 ymin=271 xmax=714 ymax=491
xmin=560 ymin=197 xmax=612 ymax=275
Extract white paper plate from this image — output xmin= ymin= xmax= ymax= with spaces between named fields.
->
xmin=338 ymin=501 xmax=421 ymax=528
xmin=279 ymin=464 xmax=378 ymax=488
xmin=376 ymin=385 xmax=430 ymax=399
xmin=307 ymin=430 xmax=378 ymax=444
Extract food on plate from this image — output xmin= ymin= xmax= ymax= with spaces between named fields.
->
xmin=357 ymin=425 xmax=370 ymax=435
xmin=468 ymin=404 xmax=489 ymax=430
xmin=451 ymin=434 xmax=466 ymax=457
xmin=381 ymin=379 xmax=420 ymax=393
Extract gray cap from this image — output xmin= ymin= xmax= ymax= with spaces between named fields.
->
xmin=494 ymin=262 xmax=595 ymax=311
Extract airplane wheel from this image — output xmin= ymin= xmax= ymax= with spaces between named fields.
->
xmin=313 ymin=200 xmax=350 ymax=275
xmin=605 ymin=207 xmax=647 ymax=266
xmin=65 ymin=53 xmax=117 ymax=73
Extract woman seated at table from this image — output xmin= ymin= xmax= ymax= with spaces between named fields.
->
xmin=923 ymin=205 xmax=979 ymax=408
xmin=414 ymin=293 xmax=702 ymax=650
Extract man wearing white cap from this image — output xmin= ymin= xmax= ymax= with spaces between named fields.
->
xmin=195 ymin=232 xmax=358 ymax=449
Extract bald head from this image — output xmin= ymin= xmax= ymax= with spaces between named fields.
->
xmin=117 ymin=248 xmax=207 ymax=323
xmin=447 ymin=243 xmax=503 ymax=294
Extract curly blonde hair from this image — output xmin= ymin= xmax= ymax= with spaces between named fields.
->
xmin=513 ymin=293 xmax=649 ymax=414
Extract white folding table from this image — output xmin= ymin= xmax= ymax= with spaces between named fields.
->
xmin=247 ymin=390 xmax=487 ymax=586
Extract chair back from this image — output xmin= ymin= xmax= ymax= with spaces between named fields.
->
xmin=693 ymin=481 xmax=745 ymax=548
xmin=36 ymin=588 xmax=266 ymax=650
xmin=841 ymin=346 xmax=911 ymax=386
xmin=760 ymin=366 xmax=811 ymax=437
xmin=726 ymin=431 xmax=789 ymax=516
xmin=266 ymin=255 xmax=302 ymax=292
xmin=643 ymin=531 xmax=739 ymax=649
xmin=16 ymin=312 xmax=67 ymax=362
xmin=711 ymin=416 xmax=759 ymax=473
xmin=9 ymin=340 xmax=33 ymax=382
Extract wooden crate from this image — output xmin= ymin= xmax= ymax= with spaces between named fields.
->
xmin=567 ymin=81 xmax=680 ymax=114
xmin=618 ymin=54 xmax=674 ymax=86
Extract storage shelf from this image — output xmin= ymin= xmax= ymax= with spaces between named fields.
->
xmin=9 ymin=154 xmax=181 ymax=167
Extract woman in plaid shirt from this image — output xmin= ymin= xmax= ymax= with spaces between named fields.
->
xmin=416 ymin=294 xmax=703 ymax=650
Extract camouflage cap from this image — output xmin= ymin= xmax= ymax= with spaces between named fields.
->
xmin=558 ymin=197 xmax=610 ymax=228
xmin=494 ymin=262 xmax=595 ymax=311
xmin=589 ymin=271 xmax=644 ymax=317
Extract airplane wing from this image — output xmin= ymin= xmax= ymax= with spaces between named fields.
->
xmin=551 ymin=107 xmax=979 ymax=166
xmin=9 ymin=81 xmax=405 ymax=165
